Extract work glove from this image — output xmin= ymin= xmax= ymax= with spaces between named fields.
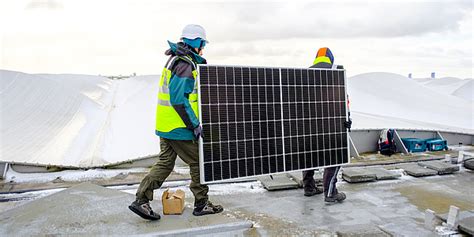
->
xmin=193 ymin=125 xmax=203 ymax=140
xmin=344 ymin=119 xmax=352 ymax=132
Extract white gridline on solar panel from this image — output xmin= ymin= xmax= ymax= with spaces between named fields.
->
xmin=200 ymin=78 xmax=346 ymax=118
xmin=201 ymin=68 xmax=341 ymax=79
xmin=203 ymin=146 xmax=347 ymax=176
xmin=282 ymin=131 xmax=346 ymax=138
xmin=203 ymin=155 xmax=283 ymax=178
xmin=203 ymin=128 xmax=346 ymax=169
xmin=200 ymin=67 xmax=346 ymax=178
xmin=283 ymin=134 xmax=346 ymax=155
xmin=203 ymin=155 xmax=283 ymax=174
xmin=203 ymin=137 xmax=281 ymax=144
xmin=201 ymin=84 xmax=344 ymax=87
xmin=203 ymin=139 xmax=281 ymax=147
xmin=202 ymin=72 xmax=339 ymax=81
xmin=203 ymin=72 xmax=279 ymax=176
xmin=202 ymin=131 xmax=346 ymax=144
xmin=283 ymin=122 xmax=345 ymax=152
xmin=202 ymin=116 xmax=347 ymax=125
xmin=200 ymin=101 xmax=346 ymax=105
xmin=203 ymin=132 xmax=346 ymax=166
xmin=201 ymin=121 xmax=346 ymax=153
xmin=284 ymin=147 xmax=347 ymax=171
xmin=203 ymin=147 xmax=347 ymax=163
xmin=203 ymin=154 xmax=282 ymax=162
xmin=283 ymin=81 xmax=340 ymax=168
xmin=279 ymin=148 xmax=348 ymax=157
xmin=203 ymin=149 xmax=347 ymax=176
xmin=204 ymin=148 xmax=347 ymax=179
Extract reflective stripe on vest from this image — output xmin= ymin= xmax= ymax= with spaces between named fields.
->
xmin=156 ymin=55 xmax=199 ymax=133
xmin=313 ymin=56 xmax=332 ymax=65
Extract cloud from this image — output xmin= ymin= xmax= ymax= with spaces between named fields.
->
xmin=190 ymin=0 xmax=472 ymax=41
xmin=25 ymin=0 xmax=63 ymax=10
xmin=0 ymin=0 xmax=471 ymax=78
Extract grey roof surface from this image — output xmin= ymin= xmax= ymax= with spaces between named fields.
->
xmin=1 ymin=170 xmax=473 ymax=235
xmin=0 ymin=183 xmax=251 ymax=236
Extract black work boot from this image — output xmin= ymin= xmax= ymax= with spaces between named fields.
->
xmin=193 ymin=201 xmax=224 ymax=216
xmin=324 ymin=192 xmax=346 ymax=204
xmin=304 ymin=187 xmax=323 ymax=197
xmin=129 ymin=200 xmax=161 ymax=220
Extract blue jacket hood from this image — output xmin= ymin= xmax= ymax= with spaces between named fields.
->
xmin=165 ymin=41 xmax=206 ymax=64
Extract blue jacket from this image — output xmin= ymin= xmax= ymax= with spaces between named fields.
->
xmin=156 ymin=41 xmax=206 ymax=140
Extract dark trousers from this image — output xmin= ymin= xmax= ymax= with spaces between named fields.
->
xmin=135 ymin=138 xmax=209 ymax=207
xmin=303 ymin=166 xmax=341 ymax=197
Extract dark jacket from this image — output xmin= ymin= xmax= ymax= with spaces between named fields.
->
xmin=310 ymin=62 xmax=332 ymax=69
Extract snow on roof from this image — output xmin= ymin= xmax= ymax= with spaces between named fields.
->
xmin=348 ymin=72 xmax=473 ymax=133
xmin=0 ymin=70 xmax=472 ymax=167
xmin=451 ymin=80 xmax=474 ymax=101
xmin=414 ymin=76 xmax=473 ymax=100
xmin=0 ymin=70 xmax=160 ymax=167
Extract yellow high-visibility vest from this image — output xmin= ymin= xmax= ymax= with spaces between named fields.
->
xmin=313 ymin=56 xmax=332 ymax=65
xmin=155 ymin=56 xmax=199 ymax=132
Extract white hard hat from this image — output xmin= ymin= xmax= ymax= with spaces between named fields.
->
xmin=181 ymin=24 xmax=208 ymax=43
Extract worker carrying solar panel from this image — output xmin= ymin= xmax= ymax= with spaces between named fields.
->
xmin=302 ymin=47 xmax=352 ymax=203
xmin=129 ymin=24 xmax=223 ymax=221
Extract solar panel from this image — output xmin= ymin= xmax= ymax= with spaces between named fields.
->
xmin=198 ymin=65 xmax=349 ymax=184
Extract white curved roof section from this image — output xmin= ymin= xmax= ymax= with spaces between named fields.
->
xmin=0 ymin=70 xmax=472 ymax=167
xmin=348 ymin=72 xmax=473 ymax=133
xmin=415 ymin=76 xmax=473 ymax=101
xmin=452 ymin=80 xmax=473 ymax=101
xmin=0 ymin=70 xmax=160 ymax=167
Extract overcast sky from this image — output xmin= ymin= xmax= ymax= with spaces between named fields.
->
xmin=0 ymin=0 xmax=472 ymax=78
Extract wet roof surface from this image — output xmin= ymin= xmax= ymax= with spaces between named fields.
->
xmin=1 ymin=168 xmax=473 ymax=236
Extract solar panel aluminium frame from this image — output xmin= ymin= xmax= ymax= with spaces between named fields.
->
xmin=197 ymin=64 xmax=350 ymax=184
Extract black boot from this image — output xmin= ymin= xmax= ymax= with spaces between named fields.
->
xmin=304 ymin=187 xmax=323 ymax=196
xmin=193 ymin=201 xmax=224 ymax=216
xmin=129 ymin=200 xmax=161 ymax=220
xmin=324 ymin=192 xmax=346 ymax=204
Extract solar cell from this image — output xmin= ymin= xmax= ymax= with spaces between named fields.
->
xmin=199 ymin=65 xmax=348 ymax=183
